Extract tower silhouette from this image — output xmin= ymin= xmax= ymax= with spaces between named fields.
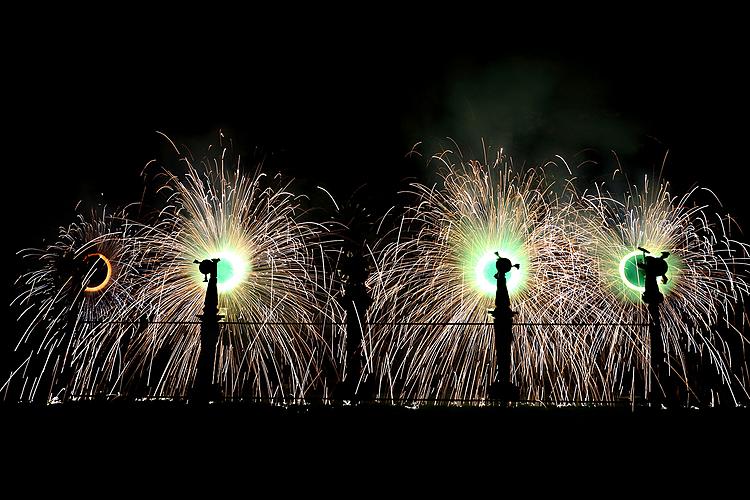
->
xmin=192 ymin=258 xmax=223 ymax=404
xmin=637 ymin=248 xmax=672 ymax=407
xmin=488 ymin=252 xmax=520 ymax=401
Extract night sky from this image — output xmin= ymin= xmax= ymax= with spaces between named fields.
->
xmin=8 ymin=18 xmax=749 ymax=250
xmin=7 ymin=15 xmax=749 ymax=367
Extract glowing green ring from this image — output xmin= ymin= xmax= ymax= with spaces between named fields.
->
xmin=474 ymin=249 xmax=523 ymax=296
xmin=618 ymin=250 xmax=646 ymax=293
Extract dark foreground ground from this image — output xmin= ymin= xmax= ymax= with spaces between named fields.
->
xmin=4 ymin=402 xmax=748 ymax=485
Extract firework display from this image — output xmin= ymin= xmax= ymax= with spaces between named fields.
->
xmin=6 ymin=208 xmax=148 ymax=401
xmin=122 ymin=140 xmax=345 ymax=399
xmin=366 ymin=151 xmax=750 ymax=403
xmin=366 ymin=152 xmax=597 ymax=401
xmin=6 ymin=138 xmax=749 ymax=406
xmin=6 ymin=138 xmax=346 ymax=402
xmin=575 ymin=180 xmax=750 ymax=404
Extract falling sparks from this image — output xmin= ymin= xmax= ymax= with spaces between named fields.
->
xmin=122 ymin=140 xmax=344 ymax=400
xmin=6 ymin=140 xmax=749 ymax=406
xmin=365 ymin=151 xmax=750 ymax=404
xmin=574 ymin=179 xmax=750 ymax=403
xmin=7 ymin=208 xmax=147 ymax=401
xmin=366 ymin=151 xmax=583 ymax=401
xmin=6 ymin=138 xmax=345 ymax=402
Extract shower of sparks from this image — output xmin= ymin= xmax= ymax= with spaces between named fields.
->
xmin=366 ymin=150 xmax=587 ymax=401
xmin=6 ymin=208 xmax=147 ymax=402
xmin=121 ymin=138 xmax=345 ymax=400
xmin=6 ymin=138 xmax=346 ymax=402
xmin=6 ymin=140 xmax=750 ymax=406
xmin=575 ymin=178 xmax=750 ymax=403
xmin=365 ymin=151 xmax=750 ymax=404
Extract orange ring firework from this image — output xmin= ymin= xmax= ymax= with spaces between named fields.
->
xmin=83 ymin=253 xmax=112 ymax=293
xmin=8 ymin=208 xmax=150 ymax=402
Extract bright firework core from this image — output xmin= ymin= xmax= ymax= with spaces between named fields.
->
xmin=618 ymin=249 xmax=678 ymax=297
xmin=474 ymin=249 xmax=526 ymax=296
xmin=195 ymin=248 xmax=250 ymax=294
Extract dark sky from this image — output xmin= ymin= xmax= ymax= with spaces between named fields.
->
xmin=6 ymin=13 xmax=749 ymax=295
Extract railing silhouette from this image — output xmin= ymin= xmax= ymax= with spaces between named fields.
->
xmin=67 ymin=319 xmax=654 ymax=406
xmin=84 ymin=320 xmax=649 ymax=326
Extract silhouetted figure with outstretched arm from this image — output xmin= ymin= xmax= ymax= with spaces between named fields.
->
xmin=637 ymin=248 xmax=672 ymax=407
xmin=488 ymin=253 xmax=520 ymax=401
xmin=638 ymin=248 xmax=669 ymax=305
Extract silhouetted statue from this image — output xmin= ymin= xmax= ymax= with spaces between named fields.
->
xmin=637 ymin=247 xmax=672 ymax=407
xmin=488 ymin=252 xmax=520 ymax=401
xmin=638 ymin=248 xmax=669 ymax=305
xmin=490 ymin=255 xmax=519 ymax=318
xmin=192 ymin=258 xmax=223 ymax=404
